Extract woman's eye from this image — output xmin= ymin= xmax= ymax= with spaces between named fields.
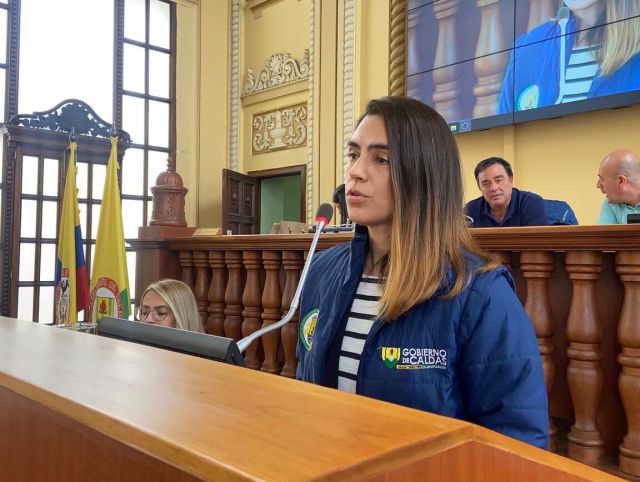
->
xmin=377 ymin=157 xmax=390 ymax=165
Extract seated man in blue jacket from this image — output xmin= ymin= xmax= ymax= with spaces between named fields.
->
xmin=465 ymin=157 xmax=547 ymax=227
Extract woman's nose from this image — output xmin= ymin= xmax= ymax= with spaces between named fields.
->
xmin=346 ymin=158 xmax=366 ymax=181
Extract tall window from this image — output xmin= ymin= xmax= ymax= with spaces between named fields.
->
xmin=0 ymin=0 xmax=12 ymax=314
xmin=0 ymin=0 xmax=8 ymax=306
xmin=1 ymin=0 xmax=175 ymax=321
xmin=119 ymin=0 xmax=174 ymax=309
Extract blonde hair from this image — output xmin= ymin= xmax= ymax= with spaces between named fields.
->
xmin=140 ymin=279 xmax=204 ymax=333
xmin=362 ymin=98 xmax=499 ymax=321
xmin=599 ymin=0 xmax=640 ymax=76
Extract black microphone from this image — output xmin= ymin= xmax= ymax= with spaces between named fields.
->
xmin=237 ymin=203 xmax=333 ymax=353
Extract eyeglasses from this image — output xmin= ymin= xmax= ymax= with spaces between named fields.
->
xmin=135 ymin=305 xmax=173 ymax=322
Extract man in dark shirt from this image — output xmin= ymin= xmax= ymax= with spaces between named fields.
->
xmin=465 ymin=157 xmax=547 ymax=227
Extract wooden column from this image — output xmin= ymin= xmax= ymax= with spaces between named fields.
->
xmin=616 ymin=251 xmax=640 ymax=476
xmin=528 ymin=0 xmax=557 ymax=32
xmin=431 ymin=0 xmax=461 ymax=122
xmin=521 ymin=251 xmax=556 ymax=451
xmin=242 ymin=251 xmax=263 ymax=370
xmin=493 ymin=251 xmax=512 ymax=270
xmin=280 ymin=250 xmax=304 ymax=378
xmin=261 ymin=251 xmax=282 ymax=374
xmin=223 ymin=251 xmax=244 ymax=341
xmin=179 ymin=251 xmax=194 ymax=289
xmin=192 ymin=251 xmax=209 ymax=326
xmin=565 ymin=251 xmax=604 ymax=465
xmin=207 ymin=251 xmax=226 ymax=336
xmin=473 ymin=0 xmax=509 ymax=118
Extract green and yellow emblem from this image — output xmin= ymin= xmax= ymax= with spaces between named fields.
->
xmin=517 ymin=84 xmax=539 ymax=111
xmin=299 ymin=308 xmax=319 ymax=351
xmin=381 ymin=347 xmax=400 ymax=368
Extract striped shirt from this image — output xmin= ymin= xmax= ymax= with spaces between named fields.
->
xmin=561 ymin=44 xmax=599 ymax=104
xmin=337 ymin=275 xmax=382 ymax=393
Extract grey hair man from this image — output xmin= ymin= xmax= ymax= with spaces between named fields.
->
xmin=596 ymin=149 xmax=640 ymax=224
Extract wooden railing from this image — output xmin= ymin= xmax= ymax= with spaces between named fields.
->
xmin=131 ymin=225 xmax=640 ymax=479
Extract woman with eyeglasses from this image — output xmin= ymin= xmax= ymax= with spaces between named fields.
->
xmin=136 ymin=279 xmax=204 ymax=333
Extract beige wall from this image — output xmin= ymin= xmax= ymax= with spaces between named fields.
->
xmin=241 ymin=0 xmax=311 ymax=176
xmin=178 ymin=0 xmax=639 ymax=228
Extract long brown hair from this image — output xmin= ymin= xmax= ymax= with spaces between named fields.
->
xmin=361 ymin=97 xmax=499 ymax=320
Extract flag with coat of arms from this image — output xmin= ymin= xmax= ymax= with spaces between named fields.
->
xmin=89 ymin=135 xmax=130 ymax=321
xmin=54 ymin=139 xmax=89 ymax=324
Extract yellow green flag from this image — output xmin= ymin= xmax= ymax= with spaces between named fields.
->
xmin=89 ymin=136 xmax=130 ymax=321
xmin=55 ymin=141 xmax=89 ymax=325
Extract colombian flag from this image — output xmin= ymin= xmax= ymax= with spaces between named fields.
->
xmin=55 ymin=141 xmax=89 ymax=324
xmin=89 ymin=136 xmax=130 ymax=321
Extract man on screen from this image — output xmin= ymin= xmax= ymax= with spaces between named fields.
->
xmin=465 ymin=157 xmax=547 ymax=227
xmin=596 ymin=149 xmax=640 ymax=224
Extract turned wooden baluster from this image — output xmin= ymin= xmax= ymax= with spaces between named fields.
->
xmin=261 ymin=251 xmax=282 ymax=374
xmin=616 ymin=251 xmax=640 ymax=477
xmin=521 ymin=251 xmax=556 ymax=451
xmin=192 ymin=251 xmax=210 ymax=326
xmin=565 ymin=251 xmax=604 ymax=465
xmin=207 ymin=251 xmax=226 ymax=336
xmin=406 ymin=7 xmax=423 ymax=99
xmin=281 ymin=250 xmax=304 ymax=378
xmin=432 ymin=0 xmax=461 ymax=122
xmin=224 ymin=250 xmax=244 ymax=341
xmin=528 ymin=0 xmax=557 ymax=32
xmin=493 ymin=251 xmax=512 ymax=270
xmin=473 ymin=0 xmax=509 ymax=118
xmin=179 ymin=251 xmax=195 ymax=289
xmin=242 ymin=251 xmax=263 ymax=370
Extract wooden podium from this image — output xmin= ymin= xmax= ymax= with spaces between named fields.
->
xmin=0 ymin=318 xmax=623 ymax=482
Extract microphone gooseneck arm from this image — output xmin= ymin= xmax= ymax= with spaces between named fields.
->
xmin=236 ymin=206 xmax=332 ymax=354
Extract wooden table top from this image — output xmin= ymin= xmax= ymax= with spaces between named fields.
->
xmin=0 ymin=317 xmax=624 ymax=481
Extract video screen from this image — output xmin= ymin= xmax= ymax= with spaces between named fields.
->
xmin=406 ymin=0 xmax=640 ymax=133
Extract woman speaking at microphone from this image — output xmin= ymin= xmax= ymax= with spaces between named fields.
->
xmin=296 ymin=96 xmax=548 ymax=449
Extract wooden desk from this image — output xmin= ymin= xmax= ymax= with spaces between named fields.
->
xmin=0 ymin=317 xmax=624 ymax=481
xmin=131 ymin=225 xmax=640 ymax=476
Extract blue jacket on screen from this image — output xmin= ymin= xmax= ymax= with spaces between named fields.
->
xmin=296 ymin=226 xmax=549 ymax=449
xmin=465 ymin=188 xmax=548 ymax=227
xmin=498 ymin=15 xmax=640 ymax=113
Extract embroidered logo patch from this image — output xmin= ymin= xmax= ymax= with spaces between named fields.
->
xmin=517 ymin=84 xmax=539 ymax=111
xmin=381 ymin=347 xmax=400 ymax=368
xmin=379 ymin=347 xmax=447 ymax=370
xmin=299 ymin=308 xmax=319 ymax=351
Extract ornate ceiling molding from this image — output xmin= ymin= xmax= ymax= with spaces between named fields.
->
xmin=243 ymin=50 xmax=310 ymax=97
xmin=252 ymin=103 xmax=307 ymax=155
